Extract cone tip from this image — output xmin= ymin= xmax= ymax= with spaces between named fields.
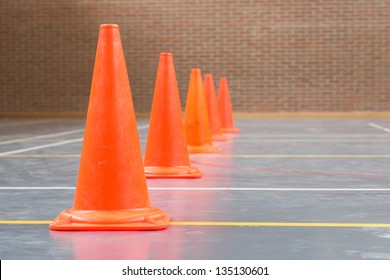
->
xmin=100 ymin=24 xmax=119 ymax=30
xmin=160 ymin=53 xmax=173 ymax=57
xmin=205 ymin=74 xmax=213 ymax=78
xmin=220 ymin=77 xmax=229 ymax=85
xmin=191 ymin=68 xmax=202 ymax=75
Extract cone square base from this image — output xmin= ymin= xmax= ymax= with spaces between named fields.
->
xmin=212 ymin=133 xmax=228 ymax=142
xmin=145 ymin=166 xmax=202 ymax=178
xmin=50 ymin=208 xmax=170 ymax=231
xmin=222 ymin=127 xmax=240 ymax=134
xmin=188 ymin=144 xmax=221 ymax=154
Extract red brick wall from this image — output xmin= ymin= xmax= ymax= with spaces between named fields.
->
xmin=1 ymin=0 xmax=389 ymax=114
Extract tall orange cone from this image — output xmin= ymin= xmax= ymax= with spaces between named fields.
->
xmin=144 ymin=53 xmax=201 ymax=178
xmin=218 ymin=77 xmax=240 ymax=133
xmin=50 ymin=24 xmax=169 ymax=231
xmin=204 ymin=74 xmax=228 ymax=141
xmin=184 ymin=69 xmax=221 ymax=153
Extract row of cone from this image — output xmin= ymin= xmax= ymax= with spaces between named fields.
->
xmin=50 ymin=24 xmax=239 ymax=231
xmin=145 ymin=56 xmax=239 ymax=179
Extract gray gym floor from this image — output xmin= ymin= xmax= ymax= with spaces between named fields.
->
xmin=1 ymin=118 xmax=390 ymax=259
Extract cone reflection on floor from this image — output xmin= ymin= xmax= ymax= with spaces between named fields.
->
xmin=144 ymin=53 xmax=201 ymax=178
xmin=50 ymin=24 xmax=169 ymax=231
xmin=204 ymin=74 xmax=228 ymax=141
xmin=218 ymin=77 xmax=240 ymax=133
xmin=184 ymin=69 xmax=221 ymax=153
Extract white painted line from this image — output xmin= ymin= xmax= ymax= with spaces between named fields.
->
xmin=4 ymin=154 xmax=390 ymax=159
xmin=153 ymin=188 xmax=390 ymax=191
xmin=233 ymin=139 xmax=390 ymax=143
xmin=0 ymin=129 xmax=84 ymax=146
xmin=1 ymin=187 xmax=390 ymax=191
xmin=369 ymin=123 xmax=390 ymax=134
xmin=0 ymin=187 xmax=76 ymax=190
xmin=190 ymin=154 xmax=390 ymax=158
xmin=235 ymin=134 xmax=390 ymax=139
xmin=0 ymin=125 xmax=148 ymax=156
xmin=137 ymin=125 xmax=149 ymax=130
xmin=0 ymin=138 xmax=83 ymax=156
xmin=0 ymin=120 xmax=53 ymax=128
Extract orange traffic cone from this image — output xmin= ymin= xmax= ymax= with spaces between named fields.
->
xmin=184 ymin=69 xmax=221 ymax=153
xmin=50 ymin=24 xmax=169 ymax=231
xmin=144 ymin=53 xmax=201 ymax=178
xmin=218 ymin=77 xmax=240 ymax=133
xmin=204 ymin=74 xmax=228 ymax=141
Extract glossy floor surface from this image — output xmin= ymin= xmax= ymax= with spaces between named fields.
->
xmin=1 ymin=118 xmax=390 ymax=259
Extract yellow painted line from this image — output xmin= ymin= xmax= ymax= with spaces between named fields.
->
xmin=171 ymin=222 xmax=390 ymax=227
xmin=2 ymin=220 xmax=390 ymax=227
xmin=3 ymin=154 xmax=390 ymax=159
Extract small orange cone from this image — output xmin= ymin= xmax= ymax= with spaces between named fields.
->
xmin=144 ymin=53 xmax=201 ymax=178
xmin=204 ymin=74 xmax=228 ymax=141
xmin=50 ymin=24 xmax=169 ymax=231
xmin=218 ymin=77 xmax=240 ymax=133
xmin=184 ymin=69 xmax=221 ymax=153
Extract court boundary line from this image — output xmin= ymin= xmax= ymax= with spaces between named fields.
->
xmin=232 ymin=139 xmax=390 ymax=143
xmin=0 ymin=129 xmax=84 ymax=146
xmin=192 ymin=154 xmax=390 ymax=158
xmin=369 ymin=123 xmax=390 ymax=134
xmin=0 ymin=120 xmax=54 ymax=128
xmin=3 ymin=154 xmax=390 ymax=158
xmin=0 ymin=125 xmax=149 ymax=156
xmin=1 ymin=220 xmax=390 ymax=227
xmin=0 ymin=139 xmax=84 ymax=156
xmin=4 ymin=112 xmax=390 ymax=119
xmin=1 ymin=186 xmax=390 ymax=191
